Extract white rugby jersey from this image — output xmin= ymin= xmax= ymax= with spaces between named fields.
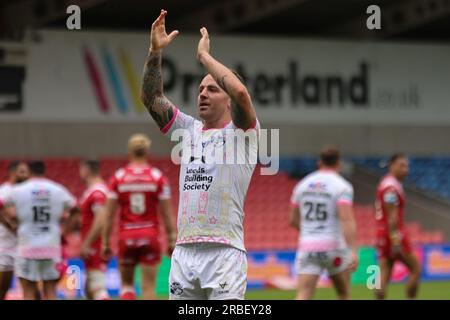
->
xmin=162 ymin=108 xmax=259 ymax=252
xmin=1 ymin=177 xmax=76 ymax=259
xmin=290 ymin=170 xmax=354 ymax=252
xmin=0 ymin=182 xmax=17 ymax=252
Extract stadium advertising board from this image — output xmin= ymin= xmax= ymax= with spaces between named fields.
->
xmin=245 ymin=246 xmax=447 ymax=289
xmin=0 ymin=30 xmax=449 ymax=124
xmin=422 ymin=245 xmax=450 ymax=280
xmin=4 ymin=245 xmax=448 ymax=299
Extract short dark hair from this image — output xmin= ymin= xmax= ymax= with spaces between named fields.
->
xmin=389 ymin=153 xmax=406 ymax=166
xmin=319 ymin=145 xmax=340 ymax=167
xmin=29 ymin=160 xmax=45 ymax=175
xmin=7 ymin=161 xmax=20 ymax=173
xmin=81 ymin=159 xmax=100 ymax=174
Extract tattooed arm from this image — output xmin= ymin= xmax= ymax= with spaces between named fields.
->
xmin=197 ymin=27 xmax=257 ymax=130
xmin=140 ymin=9 xmax=179 ymax=129
xmin=141 ymin=50 xmax=175 ymax=129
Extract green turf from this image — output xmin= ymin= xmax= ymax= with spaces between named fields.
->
xmin=243 ymin=281 xmax=450 ymax=300
xmin=153 ymin=281 xmax=450 ymax=300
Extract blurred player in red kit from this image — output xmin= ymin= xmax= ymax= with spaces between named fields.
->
xmin=102 ymin=134 xmax=176 ymax=300
xmin=375 ymin=153 xmax=421 ymax=299
xmin=75 ymin=160 xmax=110 ymax=300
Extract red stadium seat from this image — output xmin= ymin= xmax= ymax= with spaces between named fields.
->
xmin=3 ymin=158 xmax=444 ymax=253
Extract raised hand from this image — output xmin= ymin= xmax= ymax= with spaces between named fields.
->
xmin=197 ymin=27 xmax=210 ymax=59
xmin=150 ymin=10 xmax=179 ymax=51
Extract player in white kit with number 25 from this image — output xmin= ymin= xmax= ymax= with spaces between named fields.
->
xmin=290 ymin=146 xmax=358 ymax=300
xmin=140 ymin=10 xmax=259 ymax=300
xmin=0 ymin=161 xmax=77 ymax=300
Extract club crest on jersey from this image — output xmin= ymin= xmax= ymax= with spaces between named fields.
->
xmin=202 ymin=134 xmax=225 ymax=149
xmin=308 ymin=182 xmax=327 ymax=191
xmin=170 ymin=282 xmax=184 ymax=296
xmin=32 ymin=189 xmax=51 ymax=199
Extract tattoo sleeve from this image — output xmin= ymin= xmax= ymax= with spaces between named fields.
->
xmin=216 ymin=75 xmax=229 ymax=94
xmin=141 ymin=50 xmax=175 ymax=129
xmin=216 ymin=74 xmax=252 ymax=129
xmin=231 ymin=102 xmax=251 ymax=129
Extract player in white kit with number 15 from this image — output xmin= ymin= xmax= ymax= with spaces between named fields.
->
xmin=290 ymin=146 xmax=358 ymax=300
xmin=0 ymin=161 xmax=77 ymax=300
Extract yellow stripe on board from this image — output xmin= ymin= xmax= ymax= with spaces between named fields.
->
xmin=118 ymin=47 xmax=146 ymax=113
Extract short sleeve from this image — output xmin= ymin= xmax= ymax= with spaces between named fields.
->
xmin=231 ymin=118 xmax=260 ymax=132
xmin=230 ymin=119 xmax=260 ymax=167
xmin=157 ymin=175 xmax=171 ymax=200
xmin=382 ymin=187 xmax=399 ymax=205
xmin=90 ymin=190 xmax=107 ymax=213
xmin=61 ymin=187 xmax=77 ymax=210
xmin=161 ymin=107 xmax=196 ymax=135
xmin=0 ymin=195 xmax=14 ymax=208
xmin=0 ymin=186 xmax=15 ymax=208
xmin=107 ymin=174 xmax=119 ymax=199
xmin=337 ymin=184 xmax=354 ymax=206
xmin=230 ymin=118 xmax=260 ymax=135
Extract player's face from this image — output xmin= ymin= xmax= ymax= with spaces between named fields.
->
xmin=14 ymin=163 xmax=30 ymax=183
xmin=197 ymin=75 xmax=231 ymax=122
xmin=392 ymin=158 xmax=409 ymax=180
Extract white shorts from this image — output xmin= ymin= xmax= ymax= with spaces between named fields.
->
xmin=15 ymin=257 xmax=62 ymax=282
xmin=296 ymin=249 xmax=351 ymax=276
xmin=169 ymin=243 xmax=247 ymax=300
xmin=0 ymin=249 xmax=15 ymax=272
xmin=0 ymin=225 xmax=17 ymax=272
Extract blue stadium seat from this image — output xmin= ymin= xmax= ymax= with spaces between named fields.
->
xmin=280 ymin=155 xmax=450 ymax=201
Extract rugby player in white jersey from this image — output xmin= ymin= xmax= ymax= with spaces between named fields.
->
xmin=0 ymin=161 xmax=77 ymax=300
xmin=290 ymin=146 xmax=358 ymax=300
xmin=140 ymin=10 xmax=259 ymax=300
xmin=0 ymin=161 xmax=29 ymax=299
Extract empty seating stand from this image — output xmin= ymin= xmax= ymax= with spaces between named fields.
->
xmin=0 ymin=157 xmax=445 ymax=255
xmin=354 ymin=156 xmax=450 ymax=201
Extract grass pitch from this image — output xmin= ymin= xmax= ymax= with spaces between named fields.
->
xmin=243 ymin=281 xmax=450 ymax=300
